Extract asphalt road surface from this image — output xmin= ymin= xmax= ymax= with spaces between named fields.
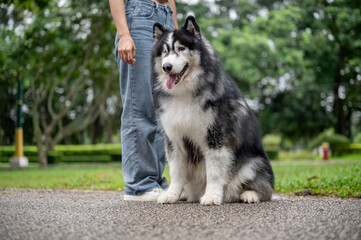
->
xmin=1 ymin=189 xmax=360 ymax=240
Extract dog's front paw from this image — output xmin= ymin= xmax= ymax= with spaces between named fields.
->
xmin=240 ymin=190 xmax=260 ymax=203
xmin=158 ymin=191 xmax=179 ymax=204
xmin=200 ymin=193 xmax=222 ymax=206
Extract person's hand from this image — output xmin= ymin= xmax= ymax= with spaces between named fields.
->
xmin=118 ymin=33 xmax=136 ymax=66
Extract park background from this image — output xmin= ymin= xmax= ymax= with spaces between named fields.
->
xmin=0 ymin=0 xmax=360 ymax=197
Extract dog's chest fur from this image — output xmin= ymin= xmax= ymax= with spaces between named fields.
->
xmin=159 ymin=96 xmax=213 ymax=149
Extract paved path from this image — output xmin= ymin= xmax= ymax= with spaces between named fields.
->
xmin=1 ymin=189 xmax=360 ymax=240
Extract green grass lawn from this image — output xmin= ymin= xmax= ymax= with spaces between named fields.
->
xmin=0 ymin=163 xmax=360 ymax=198
xmin=0 ymin=166 xmax=124 ymax=191
xmin=329 ymin=153 xmax=361 ymax=161
xmin=274 ymin=164 xmax=361 ymax=198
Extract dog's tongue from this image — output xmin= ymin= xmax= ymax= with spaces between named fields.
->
xmin=166 ymin=74 xmax=178 ymax=89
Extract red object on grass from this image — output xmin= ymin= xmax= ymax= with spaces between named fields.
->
xmin=322 ymin=142 xmax=329 ymax=161
xmin=323 ymin=148 xmax=328 ymax=161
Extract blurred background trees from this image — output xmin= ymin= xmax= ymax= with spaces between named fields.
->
xmin=1 ymin=0 xmax=360 ymax=164
xmin=1 ymin=0 xmax=121 ymax=164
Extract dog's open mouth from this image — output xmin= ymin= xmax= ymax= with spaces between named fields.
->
xmin=166 ymin=64 xmax=188 ymax=90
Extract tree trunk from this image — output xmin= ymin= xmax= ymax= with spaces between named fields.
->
xmin=38 ymin=150 xmax=48 ymax=166
xmin=64 ymin=135 xmax=71 ymax=145
xmin=91 ymin=117 xmax=100 ymax=144
xmin=32 ymin=101 xmax=48 ymax=166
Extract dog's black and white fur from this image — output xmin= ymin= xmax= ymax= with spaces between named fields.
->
xmin=151 ymin=16 xmax=274 ymax=205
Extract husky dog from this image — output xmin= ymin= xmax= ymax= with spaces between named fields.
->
xmin=151 ymin=16 xmax=274 ymax=205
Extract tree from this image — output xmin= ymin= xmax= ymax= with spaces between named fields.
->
xmin=3 ymin=0 xmax=120 ymax=165
xmin=0 ymin=1 xmax=40 ymax=145
xmin=297 ymin=0 xmax=361 ymax=137
xmin=260 ymin=88 xmax=336 ymax=141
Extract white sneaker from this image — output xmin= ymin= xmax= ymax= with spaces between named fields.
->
xmin=123 ymin=187 xmax=164 ymax=201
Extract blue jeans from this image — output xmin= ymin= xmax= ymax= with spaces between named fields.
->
xmin=114 ymin=0 xmax=174 ymax=195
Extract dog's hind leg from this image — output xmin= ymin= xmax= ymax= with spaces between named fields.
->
xmin=234 ymin=157 xmax=273 ymax=203
xmin=240 ymin=190 xmax=261 ymax=203
xmin=240 ymin=176 xmax=273 ymax=203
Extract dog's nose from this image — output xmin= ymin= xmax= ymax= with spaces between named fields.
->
xmin=162 ymin=63 xmax=173 ymax=73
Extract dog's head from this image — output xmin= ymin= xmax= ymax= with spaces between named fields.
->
xmin=152 ymin=16 xmax=202 ymax=91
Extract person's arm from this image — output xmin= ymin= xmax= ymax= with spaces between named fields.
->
xmin=168 ymin=0 xmax=178 ymax=29
xmin=109 ymin=0 xmax=136 ymax=66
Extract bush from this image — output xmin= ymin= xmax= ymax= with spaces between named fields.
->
xmin=263 ymin=134 xmax=281 ymax=148
xmin=0 ymin=146 xmax=38 ymax=157
xmin=52 ymin=144 xmax=122 ymax=156
xmin=0 ymin=146 xmax=39 ymax=163
xmin=60 ymin=155 xmax=112 ymax=163
xmin=0 ymin=144 xmax=122 ymax=163
xmin=349 ymin=144 xmax=361 ymax=154
xmin=265 ymin=148 xmax=279 ymax=160
xmin=278 ymin=151 xmax=319 ymax=161
xmin=353 ymin=133 xmax=361 ymax=144
xmin=309 ymin=129 xmax=350 ymax=156
xmin=263 ymin=135 xmax=281 ymax=160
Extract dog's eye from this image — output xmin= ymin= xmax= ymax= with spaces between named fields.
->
xmin=178 ymin=47 xmax=186 ymax=52
xmin=163 ymin=49 xmax=167 ymax=54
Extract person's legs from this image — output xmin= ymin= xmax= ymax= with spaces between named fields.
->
xmin=115 ymin=0 xmax=174 ymax=197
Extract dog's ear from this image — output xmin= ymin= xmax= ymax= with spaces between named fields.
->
xmin=182 ymin=15 xmax=201 ymax=38
xmin=153 ymin=22 xmax=165 ymax=43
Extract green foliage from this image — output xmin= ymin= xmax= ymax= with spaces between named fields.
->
xmin=263 ymin=134 xmax=281 ymax=160
xmin=349 ymin=144 xmax=361 ymax=150
xmin=0 ymin=144 xmax=122 ymax=163
xmin=0 ymin=0 xmax=122 ymax=162
xmin=265 ymin=148 xmax=279 ymax=160
xmin=309 ymin=129 xmax=350 ymax=155
xmin=263 ymin=134 xmax=281 ymax=148
xmin=296 ymin=0 xmax=361 ymax=137
xmin=53 ymin=144 xmax=122 ymax=156
xmin=278 ymin=151 xmax=319 ymax=161
xmin=262 ymin=134 xmax=281 ymax=160
xmin=280 ymin=138 xmax=293 ymax=150
xmin=59 ymin=155 xmax=112 ymax=163
xmin=353 ymin=133 xmax=361 ymax=144
xmin=0 ymin=146 xmax=38 ymax=157
xmin=348 ymin=144 xmax=361 ymax=156
xmin=260 ymin=88 xmax=336 ymax=140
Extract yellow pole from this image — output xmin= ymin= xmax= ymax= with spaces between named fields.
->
xmin=14 ymin=128 xmax=24 ymax=157
xmin=10 ymin=81 xmax=28 ymax=168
